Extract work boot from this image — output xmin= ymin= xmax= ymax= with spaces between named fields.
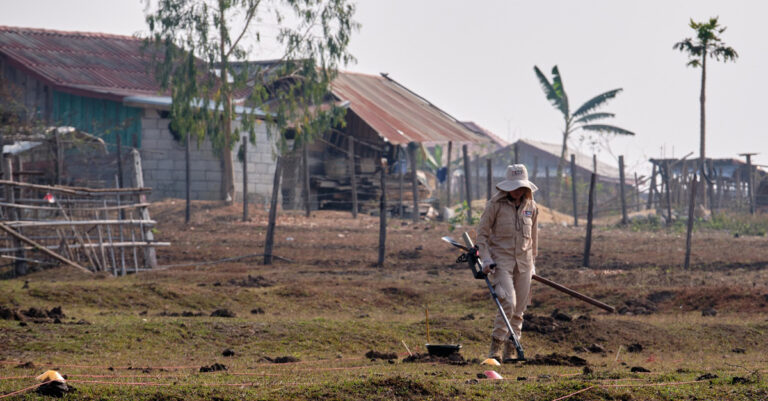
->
xmin=502 ymin=339 xmax=518 ymax=362
xmin=487 ymin=337 xmax=504 ymax=362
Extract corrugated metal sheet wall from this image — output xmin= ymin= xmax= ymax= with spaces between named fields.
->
xmin=52 ymin=91 xmax=142 ymax=149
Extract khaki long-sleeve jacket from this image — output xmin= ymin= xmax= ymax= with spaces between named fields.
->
xmin=476 ymin=191 xmax=538 ymax=273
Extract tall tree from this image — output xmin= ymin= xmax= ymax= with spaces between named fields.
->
xmin=534 ymin=65 xmax=634 ymax=179
xmin=146 ymin=0 xmax=357 ymax=203
xmin=673 ymin=17 xmax=738 ymax=174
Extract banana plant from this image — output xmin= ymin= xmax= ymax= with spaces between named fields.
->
xmin=534 ymin=65 xmax=635 ymax=179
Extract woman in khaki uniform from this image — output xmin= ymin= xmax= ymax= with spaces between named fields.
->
xmin=476 ymin=164 xmax=538 ymax=362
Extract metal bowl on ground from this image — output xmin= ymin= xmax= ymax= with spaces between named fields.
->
xmin=426 ymin=344 xmax=461 ymax=357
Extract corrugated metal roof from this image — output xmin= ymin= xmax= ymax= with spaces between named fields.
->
xmin=0 ymin=26 xmax=162 ymax=100
xmin=505 ymin=138 xmax=622 ymax=181
xmin=461 ymin=121 xmax=509 ymax=148
xmin=331 ymin=72 xmax=484 ymax=145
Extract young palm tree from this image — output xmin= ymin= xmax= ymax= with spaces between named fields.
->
xmin=673 ymin=17 xmax=738 ymax=173
xmin=534 ymin=65 xmax=635 ymax=179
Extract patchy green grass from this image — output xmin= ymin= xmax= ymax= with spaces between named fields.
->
xmin=1 ymin=204 xmax=767 ymax=400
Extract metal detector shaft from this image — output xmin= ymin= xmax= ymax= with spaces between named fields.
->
xmin=461 ymin=232 xmax=525 ymax=361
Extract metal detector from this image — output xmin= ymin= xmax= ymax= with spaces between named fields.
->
xmin=442 ymin=233 xmax=525 ymax=362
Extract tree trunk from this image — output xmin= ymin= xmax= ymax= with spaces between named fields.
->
xmin=556 ymin=125 xmax=569 ymax=183
xmin=219 ymin=3 xmax=235 ymax=204
xmin=698 ymin=49 xmax=707 ymax=206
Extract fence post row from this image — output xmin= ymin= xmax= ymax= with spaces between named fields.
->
xmin=378 ymin=158 xmax=387 ymax=266
xmin=486 ymin=158 xmax=492 ymax=200
xmin=570 ymin=154 xmax=578 ymax=227
xmin=618 ymin=155 xmax=627 ymax=225
xmin=410 ymin=144 xmax=419 ymax=222
xmin=462 ymin=144 xmax=472 ymax=225
xmin=445 ymin=141 xmax=452 ymax=211
xmin=583 ymin=173 xmax=596 ymax=267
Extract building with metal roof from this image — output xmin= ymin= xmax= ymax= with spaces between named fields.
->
xmin=0 ymin=25 xmax=275 ymax=201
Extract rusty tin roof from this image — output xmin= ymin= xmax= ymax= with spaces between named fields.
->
xmin=331 ymin=72 xmax=484 ymax=145
xmin=0 ymin=26 xmax=161 ymax=101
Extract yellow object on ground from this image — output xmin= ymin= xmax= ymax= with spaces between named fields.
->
xmin=36 ymin=370 xmax=65 ymax=382
xmin=480 ymin=358 xmax=501 ymax=366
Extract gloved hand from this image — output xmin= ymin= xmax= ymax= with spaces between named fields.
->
xmin=483 ymin=263 xmax=497 ymax=275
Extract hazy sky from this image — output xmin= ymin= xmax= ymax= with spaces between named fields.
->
xmin=2 ymin=0 xmax=766 ymax=174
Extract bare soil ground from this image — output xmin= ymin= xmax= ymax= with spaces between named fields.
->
xmin=1 ymin=199 xmax=766 ymax=400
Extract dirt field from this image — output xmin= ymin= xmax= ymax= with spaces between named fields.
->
xmin=1 ymin=200 xmax=767 ymax=400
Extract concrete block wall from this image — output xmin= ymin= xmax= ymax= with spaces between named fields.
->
xmin=140 ymin=108 xmax=223 ymax=200
xmin=232 ymin=122 xmax=278 ymax=205
xmin=140 ymin=108 xmax=277 ymax=202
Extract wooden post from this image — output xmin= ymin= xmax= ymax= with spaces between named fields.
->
xmin=570 ymin=154 xmax=578 ymax=227
xmin=116 ymin=133 xmax=124 ymax=189
xmin=740 ymin=153 xmax=756 ymax=214
xmin=647 ymin=164 xmax=657 ymax=210
xmin=3 ymin=157 xmax=26 ymax=277
xmin=634 ymin=172 xmax=641 ymax=212
xmin=378 ymin=158 xmax=387 ymax=266
xmin=264 ymin=156 xmax=283 ymax=265
xmin=131 ymin=149 xmax=157 ymax=268
xmin=348 ymin=138 xmax=357 ymax=218
xmin=583 ymin=173 xmax=596 ymax=267
xmin=474 ymin=154 xmax=480 ymax=201
xmin=706 ymin=160 xmax=715 ymax=211
xmin=684 ymin=173 xmax=698 ymax=269
xmin=716 ymin=168 xmax=723 ymax=210
xmin=304 ymin=143 xmax=312 ymax=218
xmin=409 ymin=144 xmax=419 ymax=222
xmin=619 ymin=155 xmax=628 ymax=225
xmin=486 ymin=158 xmax=492 ymax=200
xmin=680 ymin=159 xmax=688 ymax=208
xmin=592 ymin=154 xmax=598 ymax=219
xmin=514 ymin=142 xmax=519 ymax=164
xmin=55 ymin=130 xmax=63 ymax=185
xmin=462 ymin=144 xmax=472 ymax=225
xmin=185 ymin=133 xmax=191 ymax=224
xmin=398 ymin=146 xmax=404 ymax=217
xmin=242 ymin=135 xmax=249 ymax=222
xmin=445 ymin=141 xmax=452 ymax=210
xmin=544 ymin=167 xmax=550 ymax=207
xmin=664 ymin=161 xmax=672 ymax=226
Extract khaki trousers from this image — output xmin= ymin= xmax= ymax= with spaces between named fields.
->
xmin=490 ymin=262 xmax=533 ymax=341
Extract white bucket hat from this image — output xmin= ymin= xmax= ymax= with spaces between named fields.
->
xmin=496 ymin=164 xmax=538 ymax=192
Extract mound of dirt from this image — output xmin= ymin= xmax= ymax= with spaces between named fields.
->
xmin=199 ymin=363 xmax=227 ymax=372
xmin=228 ymin=275 xmax=274 ymax=288
xmin=14 ymin=361 xmax=35 ymax=369
xmin=525 ymin=353 xmax=587 ymax=367
xmin=260 ymin=356 xmax=300 ymax=364
xmin=365 ymin=350 xmax=397 ymax=361
xmin=618 ymin=299 xmax=657 ymax=315
xmin=158 ymin=311 xmax=205 ymax=317
xmin=36 ymin=380 xmax=74 ymax=397
xmin=0 ymin=305 xmax=24 ymax=321
xmin=402 ymin=352 xmax=466 ymax=365
xmin=2 ymin=306 xmax=66 ymax=323
xmin=210 ymin=309 xmax=236 ymax=318
xmin=523 ymin=313 xmax=561 ymax=334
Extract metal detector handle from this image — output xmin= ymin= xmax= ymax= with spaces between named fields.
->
xmin=461 ymin=233 xmax=486 ymax=279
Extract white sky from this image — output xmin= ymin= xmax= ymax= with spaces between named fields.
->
xmin=2 ymin=0 xmax=766 ymax=175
